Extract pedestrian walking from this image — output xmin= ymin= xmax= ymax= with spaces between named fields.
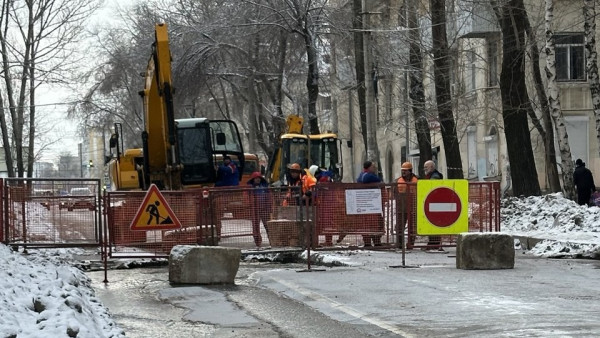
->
xmin=574 ymin=159 xmax=596 ymax=206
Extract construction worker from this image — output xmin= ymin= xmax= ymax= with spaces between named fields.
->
xmin=309 ymin=165 xmax=335 ymax=246
xmin=397 ymin=162 xmax=417 ymax=248
xmin=282 ymin=163 xmax=315 ymax=206
xmin=215 ymin=155 xmax=239 ymax=186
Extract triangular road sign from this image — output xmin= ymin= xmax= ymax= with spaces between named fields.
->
xmin=130 ymin=184 xmax=182 ymax=231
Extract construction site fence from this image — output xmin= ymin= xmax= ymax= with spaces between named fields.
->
xmin=103 ymin=181 xmax=500 ymax=259
xmin=0 ymin=179 xmax=499 ymax=260
xmin=1 ymin=178 xmax=103 ymax=251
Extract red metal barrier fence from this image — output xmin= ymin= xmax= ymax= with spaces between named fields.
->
xmin=1 ymin=178 xmax=102 ymax=249
xmin=103 ymin=181 xmax=500 ymax=259
xmin=0 ymin=178 xmax=499 ymax=258
xmin=105 ymin=190 xmax=211 ymax=258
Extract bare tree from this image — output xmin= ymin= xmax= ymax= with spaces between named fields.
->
xmin=493 ymin=0 xmax=541 ymax=196
xmin=544 ymin=0 xmax=575 ymax=199
xmin=0 ymin=0 xmax=99 ymax=177
xmin=429 ymin=0 xmax=463 ymax=178
xmin=523 ymin=9 xmax=561 ymax=192
xmin=352 ymin=0 xmax=368 ymax=157
xmin=583 ymin=0 xmax=600 ymax=161
xmin=408 ymin=0 xmax=432 ymax=176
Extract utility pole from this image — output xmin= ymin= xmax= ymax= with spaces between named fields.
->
xmin=78 ymin=143 xmax=83 ymax=178
xmin=362 ymin=1 xmax=381 ymax=170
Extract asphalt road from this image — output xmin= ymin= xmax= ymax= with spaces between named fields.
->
xmin=86 ymin=249 xmax=600 ymax=337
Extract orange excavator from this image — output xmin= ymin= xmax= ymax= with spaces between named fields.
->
xmin=106 ymin=23 xmax=245 ymax=191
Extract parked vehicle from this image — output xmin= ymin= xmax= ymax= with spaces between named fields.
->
xmin=59 ymin=187 xmax=96 ymax=211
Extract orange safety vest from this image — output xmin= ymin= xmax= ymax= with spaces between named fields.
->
xmin=397 ymin=174 xmax=417 ymax=193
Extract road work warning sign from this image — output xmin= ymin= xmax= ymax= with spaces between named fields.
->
xmin=130 ymin=184 xmax=182 ymax=231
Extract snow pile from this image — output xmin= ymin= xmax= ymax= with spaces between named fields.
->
xmin=501 ymin=192 xmax=600 ymax=258
xmin=0 ymin=245 xmax=124 ymax=338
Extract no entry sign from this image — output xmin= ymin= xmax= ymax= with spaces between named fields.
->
xmin=424 ymin=187 xmax=461 ymax=227
xmin=417 ymin=180 xmax=468 ymax=235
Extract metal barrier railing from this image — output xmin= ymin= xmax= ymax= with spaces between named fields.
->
xmin=0 ymin=178 xmax=500 ymax=260
xmin=1 ymin=178 xmax=102 ymax=250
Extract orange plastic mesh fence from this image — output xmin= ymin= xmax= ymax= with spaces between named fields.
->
xmin=2 ymin=178 xmax=102 ymax=248
xmin=311 ymin=182 xmax=501 ymax=249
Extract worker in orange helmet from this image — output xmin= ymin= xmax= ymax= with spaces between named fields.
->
xmin=282 ymin=163 xmax=315 ymax=206
xmin=397 ymin=162 xmax=417 ymax=249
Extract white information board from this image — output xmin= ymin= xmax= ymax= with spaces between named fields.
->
xmin=345 ymin=189 xmax=383 ymax=215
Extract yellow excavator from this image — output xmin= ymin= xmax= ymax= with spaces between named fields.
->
xmin=106 ymin=23 xmax=245 ymax=191
xmin=267 ymin=115 xmax=342 ymax=185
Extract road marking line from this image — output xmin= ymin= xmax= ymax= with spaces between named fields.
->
xmin=272 ymin=278 xmax=415 ymax=337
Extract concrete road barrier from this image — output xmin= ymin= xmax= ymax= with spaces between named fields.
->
xmin=456 ymin=233 xmax=514 ymax=270
xmin=169 ymin=245 xmax=241 ymax=284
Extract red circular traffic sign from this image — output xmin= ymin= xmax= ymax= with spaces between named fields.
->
xmin=424 ymin=187 xmax=462 ymax=227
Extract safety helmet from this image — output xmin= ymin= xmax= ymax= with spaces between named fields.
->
xmin=289 ymin=163 xmax=301 ymax=170
xmin=401 ymin=162 xmax=413 ymax=170
xmin=309 ymin=165 xmax=319 ymax=177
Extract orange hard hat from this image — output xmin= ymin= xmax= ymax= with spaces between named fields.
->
xmin=401 ymin=162 xmax=413 ymax=170
xmin=289 ymin=163 xmax=301 ymax=170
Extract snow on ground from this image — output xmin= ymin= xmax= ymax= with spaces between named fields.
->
xmin=501 ymin=192 xmax=600 ymax=258
xmin=1 ymin=193 xmax=600 ymax=337
xmin=0 ymin=245 xmax=124 ymax=338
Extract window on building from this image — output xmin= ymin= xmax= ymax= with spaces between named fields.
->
xmin=555 ymin=34 xmax=585 ymax=82
xmin=322 ymin=96 xmax=332 ymax=111
xmin=485 ymin=126 xmax=498 ymax=177
xmin=487 ymin=39 xmax=499 ymax=87
xmin=467 ymin=125 xmax=477 ymax=178
xmin=465 ymin=50 xmax=476 ymax=92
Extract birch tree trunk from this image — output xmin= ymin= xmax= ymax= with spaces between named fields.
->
xmin=583 ymin=0 xmax=600 ymax=161
xmin=544 ymin=0 xmax=575 ymax=199
xmin=523 ymin=13 xmax=562 ymax=192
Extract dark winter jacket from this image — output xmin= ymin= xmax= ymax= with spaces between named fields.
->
xmin=357 ymin=170 xmax=382 ymax=184
xmin=425 ymin=170 xmax=443 ymax=180
xmin=216 ymin=162 xmax=239 ymax=186
xmin=574 ymin=165 xmax=595 ymax=194
xmin=247 ymin=172 xmax=270 ymax=205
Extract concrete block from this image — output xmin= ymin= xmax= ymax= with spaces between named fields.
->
xmin=456 ymin=233 xmax=514 ymax=270
xmin=169 ymin=245 xmax=240 ymax=284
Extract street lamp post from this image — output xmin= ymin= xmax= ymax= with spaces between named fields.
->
xmin=78 ymin=143 xmax=83 ymax=178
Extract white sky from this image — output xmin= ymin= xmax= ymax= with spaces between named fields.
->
xmin=1 ymin=192 xmax=599 ymax=336
xmin=37 ymin=0 xmax=135 ymax=163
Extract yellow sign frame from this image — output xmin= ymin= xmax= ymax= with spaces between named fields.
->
xmin=416 ymin=179 xmax=468 ymax=235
